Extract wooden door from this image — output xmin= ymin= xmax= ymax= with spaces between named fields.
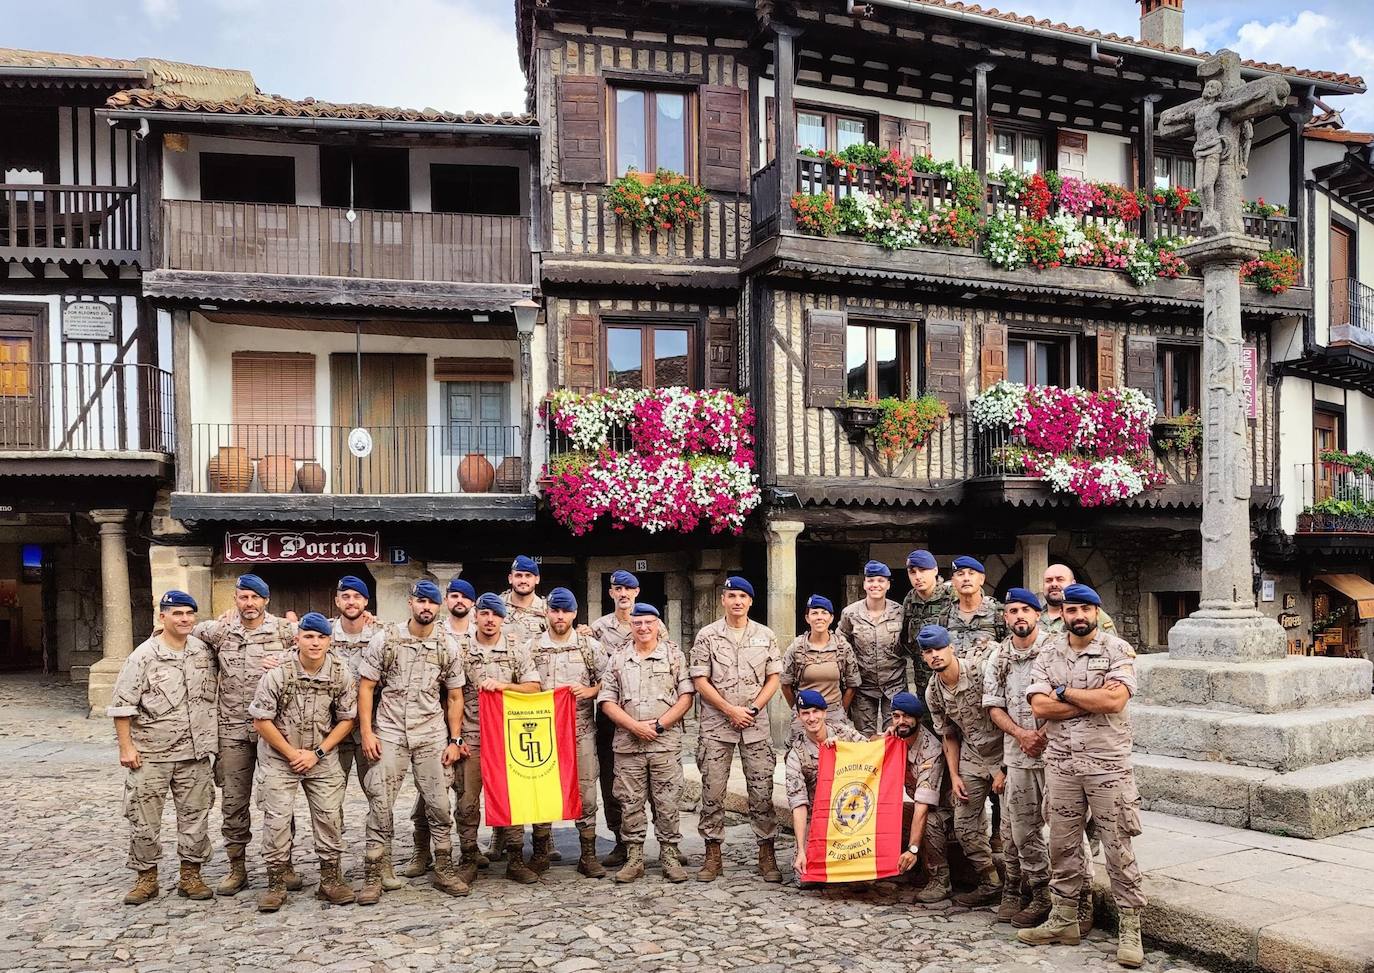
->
xmin=1331 ymin=223 xmax=1354 ymax=326
xmin=1315 ymin=409 xmax=1341 ymax=501
xmin=0 ymin=309 xmax=44 ymax=449
xmin=331 ymin=353 xmax=428 ymax=493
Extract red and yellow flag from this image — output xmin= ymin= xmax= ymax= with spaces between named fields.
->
xmin=479 ymin=687 xmax=581 ymax=827
xmin=801 ymin=736 xmax=906 ymax=883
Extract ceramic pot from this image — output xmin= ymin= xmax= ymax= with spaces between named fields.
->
xmin=296 ymin=461 xmax=326 ymax=494
xmin=457 ymin=452 xmax=495 ymax=493
xmin=207 ymin=445 xmax=252 ymax=492
xmin=259 ymin=454 xmax=295 ymax=493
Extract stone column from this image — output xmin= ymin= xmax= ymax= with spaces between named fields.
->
xmin=690 ymin=569 xmax=719 ymax=640
xmin=86 ymin=510 xmax=133 ymax=717
xmin=764 ymin=519 xmax=805 ymax=743
xmin=148 ymin=544 xmax=213 ymax=627
xmin=1016 ymin=532 xmax=1055 ymax=599
xmin=372 ymin=560 xmax=427 ymax=621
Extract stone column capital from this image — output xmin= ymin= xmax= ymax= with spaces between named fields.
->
xmin=176 ymin=545 xmax=214 ymax=568
xmin=765 ymin=519 xmax=805 ymax=542
xmin=89 ymin=509 xmax=129 ymax=529
xmin=1177 ymin=232 xmax=1267 ymax=269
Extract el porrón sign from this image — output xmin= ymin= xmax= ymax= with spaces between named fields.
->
xmin=225 ymin=531 xmax=381 ymax=563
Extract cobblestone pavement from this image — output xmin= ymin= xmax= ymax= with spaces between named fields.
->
xmin=1 ymin=676 xmax=1209 ymax=973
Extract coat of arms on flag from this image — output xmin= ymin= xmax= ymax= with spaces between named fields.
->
xmin=801 ymin=736 xmax=906 ymax=883
xmin=479 ymin=687 xmax=582 ymax=827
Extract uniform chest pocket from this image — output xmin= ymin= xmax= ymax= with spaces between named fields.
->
xmin=1077 ymin=658 xmax=1108 ymax=689
xmin=741 ymin=641 xmax=770 ymax=684
xmin=881 ymin=619 xmax=902 ymax=639
xmin=647 ymin=662 xmax=675 ymax=702
xmin=145 ymin=670 xmax=186 ymax=717
xmin=192 ymin=660 xmax=217 ymax=702
xmin=421 ymin=651 xmax=443 ymax=690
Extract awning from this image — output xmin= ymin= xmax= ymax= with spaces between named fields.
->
xmin=1315 ymin=574 xmax=1374 ymax=619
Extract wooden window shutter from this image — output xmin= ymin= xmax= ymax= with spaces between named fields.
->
xmin=901 ymin=119 xmax=931 ymax=159
xmin=705 ymin=317 xmax=739 ymax=391
xmin=765 ymin=96 xmax=776 ymax=163
xmin=1057 ymin=130 xmax=1088 ymax=180
xmin=979 ymin=320 xmax=1007 ymax=389
xmin=556 ymin=76 xmax=605 ymax=184
xmin=925 ymin=320 xmax=965 ymax=409
xmin=804 ymin=308 xmax=846 ymax=408
xmin=434 ymin=357 xmax=515 ymax=383
xmin=701 ymin=85 xmax=746 ymax=192
xmin=1096 ymin=331 xmax=1118 ymax=390
xmin=1123 ymin=335 xmax=1157 ymax=400
xmin=566 ymin=314 xmax=598 ymax=394
xmin=879 ymin=115 xmax=902 ymax=153
xmin=231 ymin=351 xmax=315 ymax=459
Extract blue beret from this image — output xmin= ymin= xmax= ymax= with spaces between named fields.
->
xmin=236 ymin=573 xmax=270 ymax=598
xmin=609 ymin=569 xmax=640 ymax=588
xmin=806 ymin=594 xmax=835 ymax=614
xmin=476 ymin=592 xmax=507 ymax=616
xmin=547 ymin=587 xmax=578 ymax=611
xmin=1063 ymin=583 xmax=1102 ymax=607
xmin=410 ymin=579 xmax=441 ymax=603
xmin=446 ymin=577 xmax=476 ymax=599
xmin=1004 ymin=587 xmax=1043 ymax=612
xmin=159 ymin=589 xmax=198 ymax=611
xmin=916 ymin=624 xmax=951 ymax=650
xmin=891 ymin=691 xmax=925 ymax=717
xmin=951 ymin=555 xmax=985 ymax=574
xmin=723 ymin=576 xmax=754 ymax=598
xmin=906 ymin=549 xmax=938 ymax=570
xmin=864 ymin=560 xmax=892 ymax=578
xmin=796 ymin=688 xmax=828 ymax=710
xmin=298 ymin=612 xmax=331 ymax=636
xmin=336 ymin=575 xmax=369 ymax=599
xmin=510 ymin=555 xmax=540 ymax=575
xmin=631 ymin=602 xmax=660 ymax=618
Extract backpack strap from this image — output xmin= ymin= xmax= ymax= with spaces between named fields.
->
xmin=576 ymin=633 xmax=597 ymax=684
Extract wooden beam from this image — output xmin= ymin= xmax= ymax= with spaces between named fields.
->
xmin=775 ymin=25 xmax=801 ymax=231
xmin=1139 ymin=95 xmax=1159 ymax=240
xmin=171 ymin=307 xmax=192 ymax=493
xmin=973 ymin=62 xmax=994 ymax=188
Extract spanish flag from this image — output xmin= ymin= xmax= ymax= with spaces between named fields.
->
xmin=480 ymin=687 xmax=582 ymax=827
xmin=801 ymin=736 xmax=906 ymax=883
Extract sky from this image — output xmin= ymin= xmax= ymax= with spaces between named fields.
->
xmin=7 ymin=0 xmax=1374 ymax=128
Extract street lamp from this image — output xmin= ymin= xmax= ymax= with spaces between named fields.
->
xmin=511 ymin=298 xmax=541 ymax=494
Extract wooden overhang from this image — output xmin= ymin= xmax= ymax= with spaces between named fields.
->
xmin=169 ymin=493 xmax=537 ymax=524
xmin=142 ymin=270 xmax=534 ymax=314
xmin=1276 ymin=344 xmax=1374 ymax=396
xmin=541 ymin=257 xmax=739 ymax=291
xmin=1314 ymin=154 xmax=1374 ymax=221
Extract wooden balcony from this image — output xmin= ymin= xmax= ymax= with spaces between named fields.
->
xmin=0 ymin=184 xmax=140 ymax=264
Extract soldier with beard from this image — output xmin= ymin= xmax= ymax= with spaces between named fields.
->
xmin=1041 ymin=564 xmax=1116 ymax=636
xmin=887 ymin=691 xmax=953 ymax=903
xmin=502 ymin=555 xmax=548 ymax=643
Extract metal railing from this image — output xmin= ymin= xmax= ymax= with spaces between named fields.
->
xmin=1330 ymin=279 xmax=1374 ymax=349
xmin=188 ymin=423 xmax=525 ymax=495
xmin=0 ymin=184 xmax=140 ymax=259
xmin=1295 ymin=461 xmax=1374 ymax=533
xmin=0 ymin=361 xmax=172 ymax=452
xmin=972 ymin=423 xmax=1211 ymax=487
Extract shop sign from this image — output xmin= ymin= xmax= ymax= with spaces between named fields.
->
xmin=225 ymin=531 xmax=380 ymax=563
xmin=1241 ymin=343 xmax=1258 ymax=420
xmin=1278 ymin=612 xmax=1302 ymax=630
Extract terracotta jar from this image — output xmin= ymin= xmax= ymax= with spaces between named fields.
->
xmin=494 ymin=456 xmax=523 ymax=492
xmin=259 ymin=454 xmax=295 ymax=493
xmin=296 ymin=461 xmax=326 ymax=494
xmin=457 ymin=452 xmax=495 ymax=493
xmin=207 ymin=445 xmax=252 ymax=492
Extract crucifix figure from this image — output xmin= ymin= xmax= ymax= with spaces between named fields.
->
xmin=1158 ymin=50 xmax=1289 ymax=236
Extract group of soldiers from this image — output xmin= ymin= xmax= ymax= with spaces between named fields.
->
xmin=109 ymin=551 xmax=1144 ymax=967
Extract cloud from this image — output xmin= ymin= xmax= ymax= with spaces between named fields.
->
xmin=140 ymin=0 xmax=179 ymax=22
xmin=1183 ymin=18 xmax=1233 ymax=54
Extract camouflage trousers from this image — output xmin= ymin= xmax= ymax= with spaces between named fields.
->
xmin=1046 ymin=763 xmax=1146 ymax=908
xmin=697 ymin=736 xmax=776 ymax=842
xmin=530 ymin=725 xmax=598 ymax=836
xmin=335 ymin=739 xmax=375 ymax=793
xmin=123 ymin=757 xmax=214 ymax=871
xmin=255 ymin=755 xmax=346 ymax=866
xmin=1003 ymin=765 xmax=1050 ymax=886
xmin=408 ymin=765 xmax=463 ymax=846
xmin=952 ymin=762 xmax=998 ymax=876
xmin=595 ymin=711 xmax=622 ymax=838
xmin=613 ymin=749 xmax=684 ymax=844
xmin=848 ymin=691 xmax=898 ymax=737
xmin=361 ymin=739 xmax=454 ymax=854
xmin=213 ymin=736 xmax=258 ymax=851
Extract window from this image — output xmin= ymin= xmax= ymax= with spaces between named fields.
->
xmin=612 ymin=86 xmax=691 ymax=177
xmin=431 ymin=164 xmax=521 ymax=216
xmin=1156 ymin=591 xmax=1200 ymax=642
xmin=1315 ymin=408 xmax=1342 ymax=501
xmin=231 ymin=352 xmax=315 ymax=458
xmin=796 ymin=108 xmax=868 ymax=153
xmin=845 ymin=322 xmax=906 ymax=400
xmin=200 ymin=152 xmax=296 ymax=204
xmin=1008 ymin=335 xmax=1070 ymax=387
xmin=604 ymin=322 xmax=694 ymax=389
xmin=444 ymin=381 xmax=511 ymax=454
xmin=0 ymin=106 xmax=58 ymax=183
xmin=990 ymin=127 xmax=1046 ymax=175
xmin=1153 ymin=153 xmax=1196 ymax=191
xmin=320 ymin=146 xmax=410 ymax=211
xmin=1155 ymin=345 xmax=1200 ymax=417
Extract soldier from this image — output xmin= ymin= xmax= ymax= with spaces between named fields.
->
xmin=888 ymin=691 xmax=955 ymax=904
xmin=192 ymin=573 xmax=298 ymax=896
xmin=938 ymin=556 xmax=1005 ymax=656
xmin=982 ymin=588 xmax=1053 ymax=928
xmin=329 ymin=575 xmax=379 ymax=791
xmin=897 ymin=549 xmax=952 ymax=711
xmin=502 ymin=554 xmax=548 ymax=643
xmin=597 ymin=602 xmax=694 ymax=883
xmin=784 ymin=689 xmax=866 ymax=882
xmin=920 ymin=623 xmax=1005 ymax=907
xmin=525 ymin=587 xmax=608 ymax=878
xmin=1019 ymin=584 xmax=1145 ymax=969
xmin=452 ymin=592 xmax=541 ymax=886
xmin=1041 ymin=564 xmax=1117 ymax=636
xmin=780 ymin=594 xmax=862 ymax=744
xmin=247 ymin=612 xmax=358 ymax=911
xmin=690 ymin=576 xmax=784 ymax=883
xmin=109 ymin=590 xmax=218 ymax=905
xmin=838 ymin=561 xmax=905 ymax=735
xmin=355 ymin=580 xmax=470 ymax=903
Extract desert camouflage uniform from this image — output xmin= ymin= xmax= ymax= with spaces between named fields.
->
xmin=597 ymin=638 xmax=692 ymax=845
xmin=837 ymin=598 xmax=905 ymax=736
xmin=1027 ymin=630 xmax=1146 ymax=909
xmin=901 ymin=719 xmax=954 ymax=871
xmin=529 ymin=631 xmax=609 ymax=836
xmin=357 ymin=622 xmax=466 ymax=859
xmin=783 ymin=723 xmax=868 ymax=811
xmin=501 ymin=590 xmax=548 ymax=643
xmin=938 ymin=595 xmax=1006 ymax=659
xmin=691 ymin=618 xmax=782 ymax=843
xmin=108 ymin=635 xmax=219 ymax=871
xmin=248 ymin=653 xmax=357 ymax=867
xmin=779 ymin=632 xmax=862 ymax=744
xmin=194 ymin=613 xmax=296 ymax=854
xmin=899 ymin=580 xmax=952 ymax=705
xmin=329 ymin=617 xmax=380 ymax=792
xmin=1040 ymin=606 xmax=1117 ymax=636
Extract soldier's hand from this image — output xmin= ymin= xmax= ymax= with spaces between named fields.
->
xmin=457 ymin=743 xmax=472 ymax=760
xmin=576 ymin=623 xmax=594 ymax=637
xmin=289 ymin=748 xmax=317 ymax=773
xmin=571 ymin=684 xmax=599 ymax=701
xmin=794 ymin=847 xmax=808 ymax=876
xmin=441 ymin=743 xmax=460 ymax=767
xmin=992 ymin=770 xmax=1006 ymax=795
xmin=262 ymin=653 xmax=281 ymax=671
xmin=119 ymin=743 xmax=142 ymax=770
xmin=361 ymin=730 xmax=382 ymax=761
xmin=284 ymin=610 xmax=300 ymax=624
xmin=728 ymin=704 xmax=755 ymax=729
xmin=480 ymin=679 xmax=503 ymax=693
xmin=952 ymin=776 xmax=969 ymax=803
xmin=362 ymin=610 xmax=376 ymax=626
xmin=631 ymin=720 xmax=659 ymax=742
xmin=820 ymin=737 xmax=838 ymax=749
xmin=898 ymin=850 xmax=917 ymax=873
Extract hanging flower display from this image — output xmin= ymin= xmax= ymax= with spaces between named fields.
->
xmin=604 ymin=169 xmax=709 ymax=232
xmin=868 ymin=395 xmax=949 ymax=458
xmin=1240 ymin=249 xmax=1302 ymax=294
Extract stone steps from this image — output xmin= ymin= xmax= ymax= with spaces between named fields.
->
xmin=1135 ymin=653 xmax=1372 ymax=714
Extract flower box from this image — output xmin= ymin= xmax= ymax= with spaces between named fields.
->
xmin=836 ymin=403 xmax=883 ymax=444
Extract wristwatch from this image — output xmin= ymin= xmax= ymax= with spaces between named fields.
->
xmin=312 ymin=746 xmax=326 ymax=759
xmin=654 ymin=721 xmax=666 ymax=735
xmin=746 ymin=704 xmax=760 ymax=717
xmin=907 ymin=843 xmax=920 ymax=855
xmin=1054 ymin=685 xmax=1068 ymax=703
xmin=449 ymin=736 xmax=463 ymax=747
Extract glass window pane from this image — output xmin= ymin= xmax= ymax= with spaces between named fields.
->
xmin=1154 ymin=156 xmax=1171 ymax=190
xmin=1155 ymin=350 xmax=1168 ymax=413
xmin=798 ymin=112 xmax=827 ymax=152
xmin=874 ymin=327 xmax=901 ymax=399
xmin=653 ymin=328 xmax=690 ymax=388
xmin=1008 ymin=340 xmax=1028 ymax=385
xmin=607 ymin=327 xmax=643 ymax=389
xmin=1020 ymin=136 xmax=1043 ymax=174
xmin=992 ymin=130 xmax=1015 ymax=171
xmin=836 ymin=117 xmax=866 ymax=152
xmin=655 ymin=92 xmax=686 ymax=174
xmin=846 ymin=324 xmax=869 ymax=399
xmin=1176 ymin=157 xmax=1195 ymax=188
xmin=615 ymin=89 xmax=646 ymax=176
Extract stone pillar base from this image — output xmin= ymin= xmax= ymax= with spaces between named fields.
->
xmin=87 ymin=655 xmax=125 ymax=717
xmin=1167 ymin=609 xmax=1286 ymax=662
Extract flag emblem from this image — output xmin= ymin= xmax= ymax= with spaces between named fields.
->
xmin=509 ymin=714 xmax=553 ymax=769
xmin=480 ymin=687 xmax=582 ymax=827
xmin=801 ymin=736 xmax=906 ymax=883
xmin=833 ymin=781 xmax=875 ymax=834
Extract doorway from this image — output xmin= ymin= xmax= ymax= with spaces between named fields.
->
xmin=249 ymin=563 xmax=378 ymax=619
xmin=331 ymin=353 xmax=428 ymax=493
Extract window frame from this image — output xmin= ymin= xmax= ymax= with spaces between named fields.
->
xmin=844 ymin=319 xmax=910 ymax=401
xmin=429 ymin=163 xmax=522 ymax=216
xmin=608 ymin=83 xmax=697 ymax=180
xmin=600 ymin=318 xmax=700 ymax=391
xmin=199 ymin=152 xmax=296 ymax=205
xmin=795 ymin=103 xmax=872 ymax=154
xmin=990 ymin=122 xmax=1049 ymax=175
xmin=1155 ymin=343 xmax=1201 ymax=418
xmin=1152 ymin=151 xmax=1197 ymax=191
xmin=442 ymin=379 xmax=512 ymax=456
xmin=1155 ymin=590 xmax=1200 ymax=645
xmin=1008 ymin=333 xmax=1072 ymax=388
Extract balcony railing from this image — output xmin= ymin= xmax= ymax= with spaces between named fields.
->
xmin=973 ymin=424 xmax=1221 ymax=490
xmin=162 ymin=200 xmax=532 ymax=284
xmin=189 ymin=423 xmax=525 ymax=495
xmin=0 ymin=362 xmax=173 ymax=453
xmin=1295 ymin=461 xmax=1374 ymax=534
xmin=1330 ymin=278 xmax=1374 ymax=350
xmin=0 ymin=184 xmax=140 ymax=260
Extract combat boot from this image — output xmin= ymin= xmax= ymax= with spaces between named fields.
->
xmin=660 ymin=844 xmax=689 ymax=883
xmin=613 ymin=843 xmax=645 ymax=883
xmin=256 ymin=865 xmax=288 ymax=912
xmin=995 ymin=880 xmax=1023 ymax=923
xmin=528 ymin=828 xmax=552 ymax=874
xmin=757 ymin=839 xmax=782 ymax=883
xmin=576 ymin=828 xmax=606 ymax=878
xmin=282 ymin=861 xmax=304 ymax=892
xmin=123 ymin=867 xmax=159 ymax=905
xmin=1078 ymin=887 xmax=1096 ymax=937
xmin=916 ymin=865 xmax=951 ymax=903
xmin=1116 ymin=907 xmax=1144 ymax=968
xmin=953 ymin=866 xmax=1003 ymax=907
xmin=696 ymin=840 xmax=724 ymax=882
xmin=1017 ymin=891 xmax=1082 ymax=946
xmin=215 ymin=845 xmax=248 ymax=896
xmin=601 ymin=839 xmax=628 ymax=868
xmin=177 ymin=861 xmax=213 ymax=900
xmin=315 ymin=860 xmax=356 ymax=905
xmin=486 ymin=828 xmax=508 ymax=861
xmin=400 ymin=840 xmax=433 ymax=878
xmin=355 ymin=850 xmax=385 ymax=907
xmin=380 ymin=852 xmax=404 ymax=891
xmin=430 ymin=848 xmax=471 ymax=897
xmin=1012 ymin=883 xmax=1052 ymax=929
xmin=461 ymin=841 xmax=489 ymax=870
xmin=504 ymin=845 xmax=539 ymax=885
